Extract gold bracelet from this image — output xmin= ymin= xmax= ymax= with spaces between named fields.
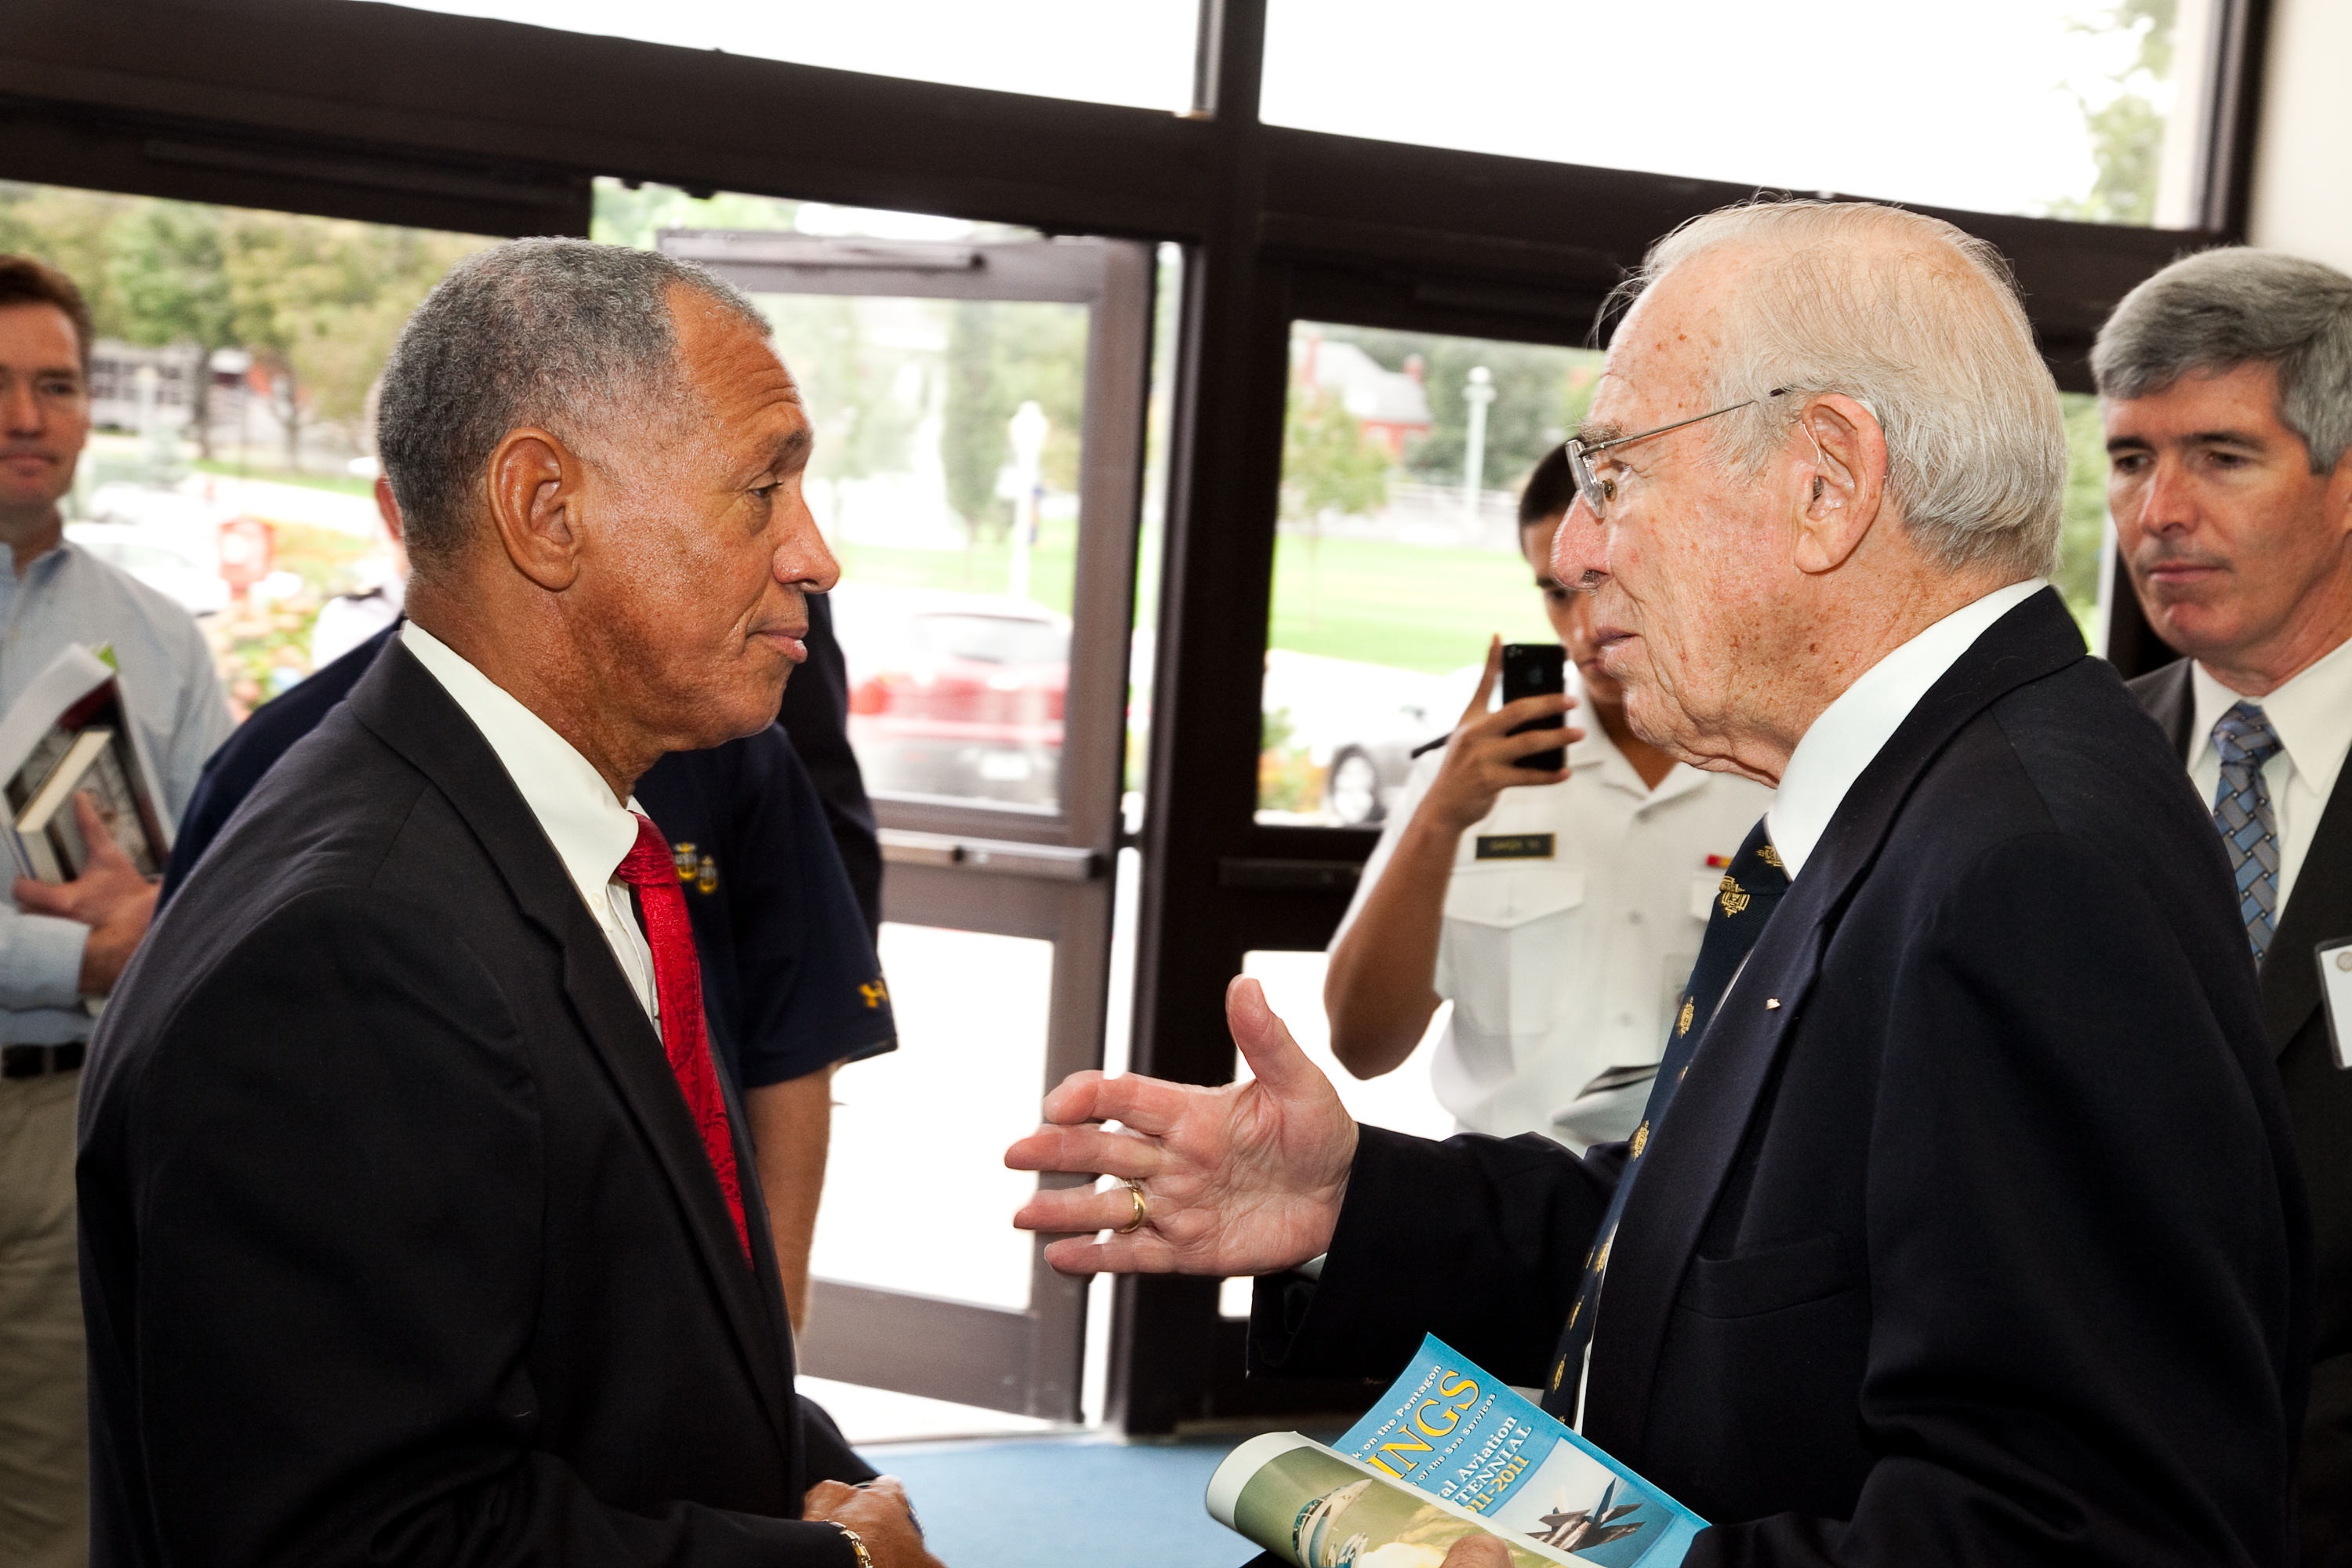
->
xmin=832 ymin=1523 xmax=874 ymax=1568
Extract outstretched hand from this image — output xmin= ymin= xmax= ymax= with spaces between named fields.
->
xmin=1006 ymin=977 xmax=1358 ymax=1277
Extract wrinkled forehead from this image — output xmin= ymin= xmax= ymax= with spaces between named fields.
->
xmin=1590 ymin=256 xmax=1740 ymax=431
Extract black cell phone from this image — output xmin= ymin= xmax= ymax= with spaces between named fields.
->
xmin=1499 ymin=642 xmax=1568 ymax=771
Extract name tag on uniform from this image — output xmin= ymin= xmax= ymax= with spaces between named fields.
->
xmin=2321 ymin=938 xmax=2352 ymax=1069
xmin=1475 ymin=833 xmax=1555 ymax=861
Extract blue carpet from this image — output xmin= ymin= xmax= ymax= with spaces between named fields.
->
xmin=868 ymin=1435 xmax=1258 ymax=1568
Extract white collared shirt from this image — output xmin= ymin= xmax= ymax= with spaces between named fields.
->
xmin=2187 ymin=630 xmax=2352 ymax=916
xmin=1767 ymin=578 xmax=2049 ymax=880
xmin=1333 ymin=676 xmax=1774 ymax=1149
xmin=401 ymin=622 xmax=659 ymax=1022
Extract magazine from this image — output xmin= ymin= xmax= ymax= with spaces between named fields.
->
xmin=1206 ymin=1335 xmax=1705 ymax=1567
xmin=0 ymin=644 xmax=170 ymax=884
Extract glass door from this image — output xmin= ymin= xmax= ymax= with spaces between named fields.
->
xmin=666 ymin=232 xmax=1152 ymax=1420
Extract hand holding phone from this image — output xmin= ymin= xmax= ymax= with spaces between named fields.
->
xmin=1500 ymin=643 xmax=1569 ymax=771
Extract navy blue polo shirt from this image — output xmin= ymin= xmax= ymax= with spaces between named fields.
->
xmin=162 ymin=623 xmax=895 ymax=1089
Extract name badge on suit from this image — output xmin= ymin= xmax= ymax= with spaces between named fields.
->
xmin=2322 ymin=937 xmax=2352 ymax=1069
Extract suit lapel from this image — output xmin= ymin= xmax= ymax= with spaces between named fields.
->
xmin=1582 ymin=589 xmax=2091 ymax=1454
xmin=347 ymin=644 xmax=798 ymax=1452
xmin=2265 ymin=758 xmax=2352 ymax=1053
xmin=2137 ymin=658 xmax=2195 ymax=763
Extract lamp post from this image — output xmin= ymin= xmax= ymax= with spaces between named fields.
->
xmin=1007 ymin=399 xmax=1049 ymax=603
xmin=1462 ymin=365 xmax=1495 ymax=533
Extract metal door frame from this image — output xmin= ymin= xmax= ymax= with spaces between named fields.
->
xmin=667 ymin=232 xmax=1154 ymax=1420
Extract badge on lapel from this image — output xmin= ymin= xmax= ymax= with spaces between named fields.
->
xmin=2321 ymin=938 xmax=2352 ymax=1069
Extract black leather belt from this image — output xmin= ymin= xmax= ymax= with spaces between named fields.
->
xmin=1 ymin=1042 xmax=85 ymax=1080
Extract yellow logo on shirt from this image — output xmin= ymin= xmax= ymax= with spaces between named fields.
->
xmin=859 ymin=979 xmax=891 ymax=1010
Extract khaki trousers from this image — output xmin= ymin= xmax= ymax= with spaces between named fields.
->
xmin=0 ymin=1069 xmax=87 ymax=1568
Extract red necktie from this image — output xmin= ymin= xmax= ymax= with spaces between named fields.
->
xmin=616 ymin=812 xmax=750 ymax=1261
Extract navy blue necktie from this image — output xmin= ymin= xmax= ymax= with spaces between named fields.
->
xmin=1540 ymin=816 xmax=1791 ymax=1420
xmin=2210 ymin=701 xmax=2285 ymax=964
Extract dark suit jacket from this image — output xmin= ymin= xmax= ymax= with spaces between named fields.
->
xmin=79 ymin=644 xmax=861 ymax=1567
xmin=1256 ymin=590 xmax=2310 ymax=1566
xmin=2136 ymin=655 xmax=2352 ymax=1566
xmin=158 ymin=622 xmax=895 ymax=1093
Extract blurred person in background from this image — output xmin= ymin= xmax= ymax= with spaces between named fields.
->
xmin=1323 ymin=447 xmax=1769 ymax=1149
xmin=2096 ymin=246 xmax=2352 ymax=1563
xmin=0 ymin=255 xmax=230 ymax=1568
xmin=162 ymin=474 xmax=895 ymax=1333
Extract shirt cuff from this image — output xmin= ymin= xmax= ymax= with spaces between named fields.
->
xmin=1295 ymin=1253 xmax=1329 ymax=1280
xmin=0 ymin=909 xmax=89 ymax=1011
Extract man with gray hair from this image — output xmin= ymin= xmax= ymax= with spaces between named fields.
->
xmin=78 ymin=239 xmax=943 ymax=1568
xmin=2096 ymin=245 xmax=2352 ymax=1562
xmin=1010 ymin=201 xmax=2303 ymax=1566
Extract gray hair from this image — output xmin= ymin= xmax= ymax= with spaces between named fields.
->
xmin=2091 ymin=247 xmax=2352 ymax=474
xmin=377 ymin=237 xmax=771 ymax=568
xmin=1613 ymin=201 xmax=2066 ymax=575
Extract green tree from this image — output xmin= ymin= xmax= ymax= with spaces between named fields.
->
xmin=1308 ymin=325 xmax=1602 ymax=494
xmin=2056 ymin=392 xmax=2112 ymax=630
xmin=103 ymin=203 xmax=235 ymax=457
xmin=1280 ymin=384 xmax=1390 ymax=523
xmin=2050 ymin=0 xmax=2175 ymax=226
xmin=219 ymin=213 xmax=486 ymax=466
xmin=941 ymin=299 xmax=1087 ymax=544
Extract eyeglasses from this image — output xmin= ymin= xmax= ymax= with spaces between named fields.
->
xmin=1564 ymin=387 xmax=1788 ymax=521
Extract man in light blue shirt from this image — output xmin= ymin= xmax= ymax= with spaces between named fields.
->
xmin=0 ymin=255 xmax=229 ymax=1568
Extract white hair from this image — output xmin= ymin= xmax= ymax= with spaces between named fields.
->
xmin=1617 ymin=201 xmax=2066 ymax=575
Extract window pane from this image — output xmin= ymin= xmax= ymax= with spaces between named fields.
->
xmin=1264 ymin=0 xmax=2219 ymax=227
xmin=358 ymin=0 xmax=1200 ymax=113
xmin=812 ymin=923 xmax=1054 ymax=1312
xmin=763 ymin=289 xmax=1089 ymax=814
xmin=1261 ymin=323 xmax=1599 ymax=826
xmin=2057 ymin=390 xmax=2112 ymax=641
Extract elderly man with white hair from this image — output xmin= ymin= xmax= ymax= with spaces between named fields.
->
xmin=1010 ymin=201 xmax=2305 ymax=1566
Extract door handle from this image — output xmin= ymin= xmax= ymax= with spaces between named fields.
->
xmin=878 ymin=829 xmax=1104 ymax=883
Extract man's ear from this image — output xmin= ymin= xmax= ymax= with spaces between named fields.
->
xmin=485 ymin=426 xmax=585 ymax=592
xmin=1789 ymin=394 xmax=1888 ymax=576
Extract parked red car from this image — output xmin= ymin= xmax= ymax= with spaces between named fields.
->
xmin=848 ymin=604 xmax=1069 ymax=807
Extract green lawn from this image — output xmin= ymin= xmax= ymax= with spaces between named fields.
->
xmin=1271 ymin=533 xmax=1554 ymax=673
xmin=192 ymin=459 xmax=376 ymax=499
xmin=833 ymin=523 xmax=1547 ymax=674
xmin=831 ymin=512 xmax=1080 ymax=613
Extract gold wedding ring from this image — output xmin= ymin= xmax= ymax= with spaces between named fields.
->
xmin=1114 ymin=1176 xmax=1149 ymax=1235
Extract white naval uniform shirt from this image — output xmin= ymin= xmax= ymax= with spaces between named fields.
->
xmin=401 ymin=623 xmax=659 ymax=1024
xmin=2184 ymin=630 xmax=2352 ymax=919
xmin=1331 ymin=677 xmax=1773 ymax=1150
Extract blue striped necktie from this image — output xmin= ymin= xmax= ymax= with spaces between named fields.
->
xmin=1539 ymin=815 xmax=1789 ymax=1421
xmin=2210 ymin=702 xmax=2285 ymax=964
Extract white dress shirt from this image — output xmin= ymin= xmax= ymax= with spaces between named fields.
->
xmin=401 ymin=623 xmax=659 ymax=1022
xmin=1333 ymin=677 xmax=1774 ymax=1149
xmin=2186 ymin=631 xmax=2352 ymax=916
xmin=1768 ymin=579 xmax=2050 ymax=880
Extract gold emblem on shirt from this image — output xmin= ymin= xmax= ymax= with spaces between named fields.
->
xmin=671 ymin=842 xmax=719 ymax=894
xmin=1676 ymin=996 xmax=1694 ymax=1037
xmin=1718 ymin=875 xmax=1750 ymax=917
xmin=859 ymin=979 xmax=891 ymax=1010
xmin=1757 ymin=844 xmax=1784 ymax=869
xmin=1630 ymin=1121 xmax=1649 ymax=1159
